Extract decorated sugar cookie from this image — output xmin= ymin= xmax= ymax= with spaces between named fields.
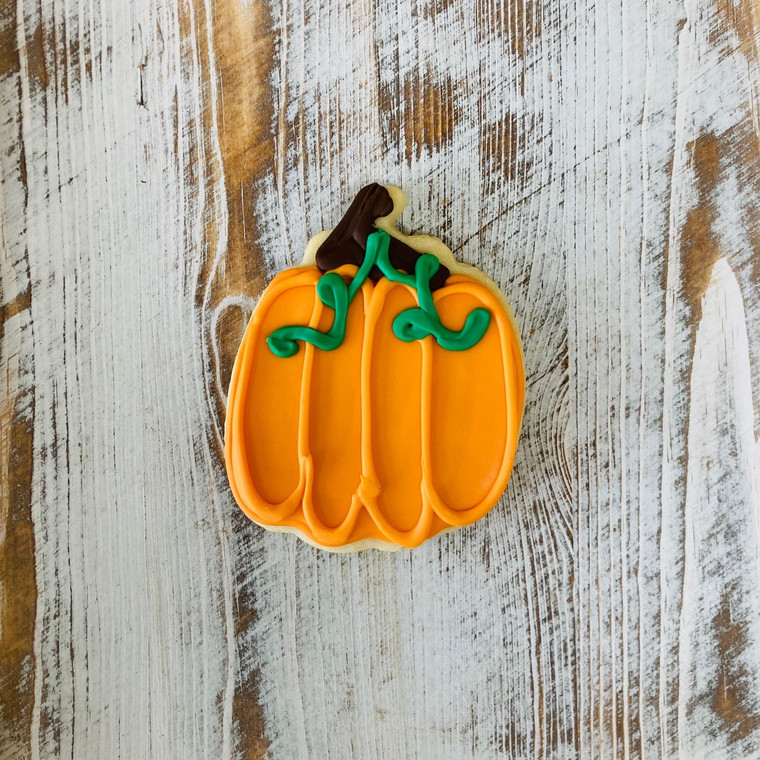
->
xmin=225 ymin=184 xmax=525 ymax=551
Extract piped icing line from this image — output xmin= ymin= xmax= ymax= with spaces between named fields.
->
xmin=268 ymin=229 xmax=491 ymax=357
xmin=300 ymin=185 xmax=524 ymax=368
xmin=356 ymin=278 xmax=433 ymax=546
xmin=374 ymin=232 xmax=491 ymax=351
xmin=232 ymin=266 xmax=436 ymax=547
xmin=299 ymin=269 xmax=371 ymax=545
xmin=224 ymin=184 xmax=526 ymax=550
xmin=300 ymin=272 xmax=434 ymax=548
xmin=226 ymin=262 xmax=522 ymax=548
xmin=244 ymin=272 xmax=514 ymax=543
xmin=420 ymin=278 xmax=515 ymax=526
xmin=225 ymin=268 xmax=316 ymax=522
xmin=314 ymin=182 xmax=450 ymax=289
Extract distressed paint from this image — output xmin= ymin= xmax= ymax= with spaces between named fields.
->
xmin=1 ymin=0 xmax=759 ymax=759
xmin=0 ymin=1 xmax=36 ymax=756
xmin=4 ymin=0 xmax=236 ymax=756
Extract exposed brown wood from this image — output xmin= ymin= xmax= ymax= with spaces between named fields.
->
xmin=188 ymin=0 xmax=278 ymax=756
xmin=712 ymin=592 xmax=760 ymax=740
xmin=681 ymin=132 xmax=722 ymax=324
xmin=401 ymin=69 xmax=459 ymax=161
xmin=0 ymin=1 xmax=36 ymax=756
xmin=3 ymin=0 xmax=760 ymax=756
xmin=0 ymin=383 xmax=36 ymax=758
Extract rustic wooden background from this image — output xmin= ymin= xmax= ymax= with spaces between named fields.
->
xmin=2 ymin=0 xmax=760 ymax=757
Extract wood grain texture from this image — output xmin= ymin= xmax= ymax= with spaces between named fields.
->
xmin=0 ymin=2 xmax=36 ymax=756
xmin=1 ymin=0 xmax=760 ymax=757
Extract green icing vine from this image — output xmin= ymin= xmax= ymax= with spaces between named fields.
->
xmin=267 ymin=229 xmax=491 ymax=358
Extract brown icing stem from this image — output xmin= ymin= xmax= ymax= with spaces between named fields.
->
xmin=315 ymin=183 xmax=450 ymax=290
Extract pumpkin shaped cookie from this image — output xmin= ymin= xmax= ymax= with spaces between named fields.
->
xmin=225 ymin=184 xmax=525 ymax=551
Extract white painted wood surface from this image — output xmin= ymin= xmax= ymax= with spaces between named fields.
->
xmin=2 ymin=0 xmax=760 ymax=758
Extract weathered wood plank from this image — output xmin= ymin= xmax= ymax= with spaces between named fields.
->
xmin=3 ymin=0 xmax=239 ymax=756
xmin=0 ymin=1 xmax=37 ymax=756
xmin=2 ymin=0 xmax=760 ymax=757
xmin=207 ymin=0 xmax=572 ymax=755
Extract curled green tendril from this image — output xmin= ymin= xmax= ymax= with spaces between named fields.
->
xmin=267 ymin=229 xmax=490 ymax=357
xmin=266 ymin=273 xmax=348 ymax=357
xmin=372 ymin=235 xmax=491 ymax=351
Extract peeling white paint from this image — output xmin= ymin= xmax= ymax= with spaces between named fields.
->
xmin=2 ymin=0 xmax=760 ymax=758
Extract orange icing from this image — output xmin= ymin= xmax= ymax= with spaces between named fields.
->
xmin=225 ymin=262 xmax=525 ymax=550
